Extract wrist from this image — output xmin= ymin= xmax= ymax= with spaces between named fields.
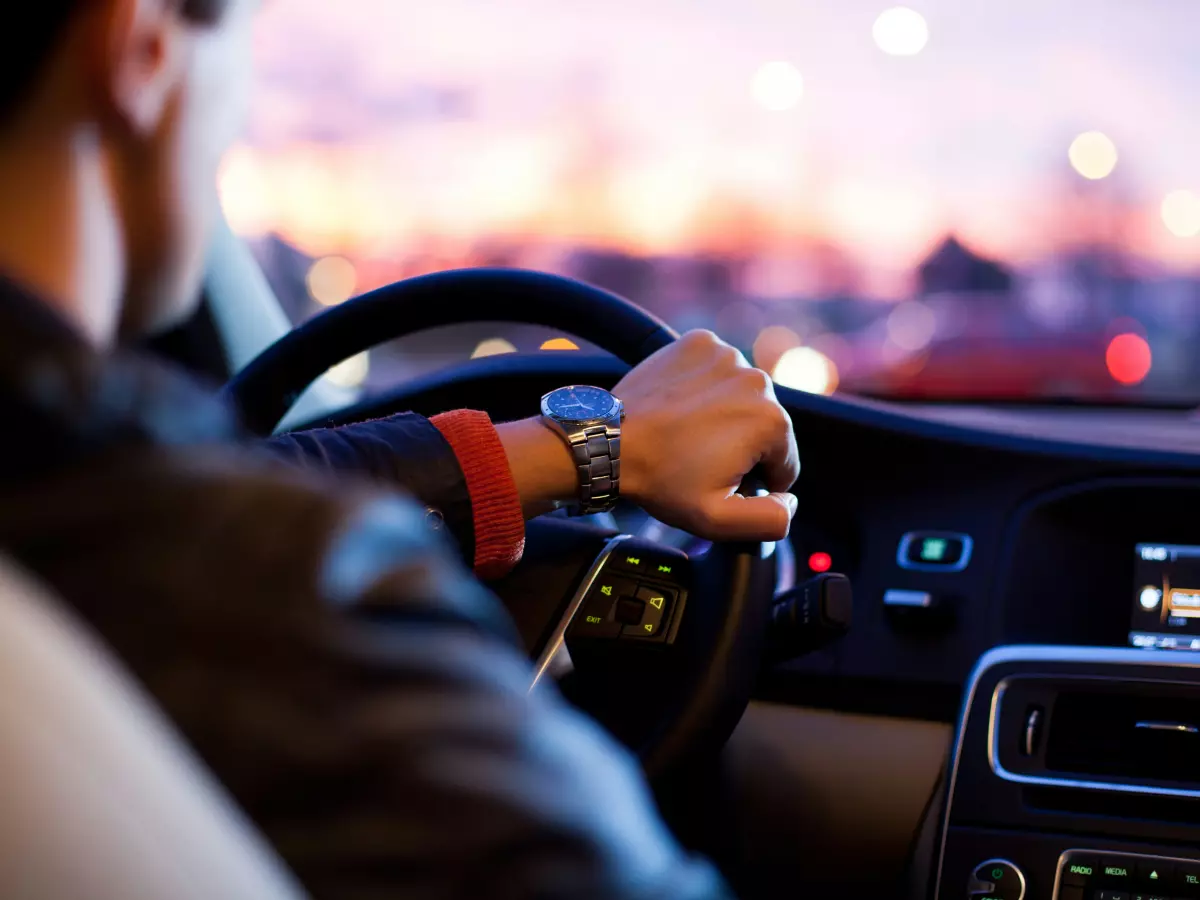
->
xmin=495 ymin=417 xmax=579 ymax=518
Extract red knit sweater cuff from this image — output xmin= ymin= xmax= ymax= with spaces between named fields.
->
xmin=431 ymin=410 xmax=526 ymax=580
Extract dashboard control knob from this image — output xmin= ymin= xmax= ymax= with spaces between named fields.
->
xmin=969 ymin=859 xmax=1026 ymax=900
xmin=1021 ymin=705 xmax=1044 ymax=757
xmin=767 ymin=573 xmax=852 ymax=662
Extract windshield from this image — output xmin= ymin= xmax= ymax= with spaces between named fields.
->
xmin=224 ymin=0 xmax=1200 ymax=404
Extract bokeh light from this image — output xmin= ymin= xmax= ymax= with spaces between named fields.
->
xmin=1105 ymin=333 xmax=1152 ymax=385
xmin=886 ymin=300 xmax=937 ymax=352
xmin=306 ymin=256 xmax=358 ymax=306
xmin=540 ymin=337 xmax=581 ymax=350
xmin=472 ymin=338 xmax=518 ymax=358
xmin=772 ymin=346 xmax=840 ymax=395
xmin=752 ymin=325 xmax=802 ymax=374
xmin=1161 ymin=189 xmax=1200 ymax=238
xmin=751 ymin=61 xmax=805 ymax=112
xmin=1068 ymin=131 xmax=1118 ymax=181
xmin=325 ymin=351 xmax=370 ymax=388
xmin=872 ymin=7 xmax=930 ymax=56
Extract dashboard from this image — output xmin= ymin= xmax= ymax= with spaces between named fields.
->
xmin=296 ymin=350 xmax=1200 ymax=899
xmin=762 ymin=395 xmax=1200 ymax=722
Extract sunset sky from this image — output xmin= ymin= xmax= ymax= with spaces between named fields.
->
xmin=218 ymin=0 xmax=1200 ymax=286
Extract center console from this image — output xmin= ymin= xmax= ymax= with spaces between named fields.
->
xmin=933 ymin=646 xmax=1200 ymax=900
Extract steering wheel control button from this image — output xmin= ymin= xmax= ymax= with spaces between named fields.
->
xmin=897 ymin=531 xmax=973 ymax=572
xmin=621 ymin=586 xmax=675 ymax=640
xmin=571 ymin=576 xmax=637 ymax=640
xmin=767 ymin=573 xmax=853 ymax=662
xmin=969 ymin=859 xmax=1025 ymax=900
xmin=615 ymin=596 xmax=646 ymax=626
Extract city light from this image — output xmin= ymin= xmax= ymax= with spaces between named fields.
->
xmin=772 ymin=346 xmax=840 ymax=395
xmin=306 ymin=256 xmax=358 ymax=307
xmin=540 ymin=337 xmax=580 ymax=350
xmin=1105 ymin=333 xmax=1152 ymax=386
xmin=1068 ymin=131 xmax=1118 ymax=181
xmin=325 ymin=351 xmax=370 ymax=389
xmin=1161 ymin=189 xmax=1200 ymax=238
xmin=472 ymin=338 xmax=518 ymax=358
xmin=873 ymin=7 xmax=929 ymax=56
xmin=751 ymin=61 xmax=805 ymax=112
xmin=886 ymin=300 xmax=937 ymax=352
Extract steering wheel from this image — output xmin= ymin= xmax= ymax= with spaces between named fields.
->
xmin=223 ymin=269 xmax=776 ymax=777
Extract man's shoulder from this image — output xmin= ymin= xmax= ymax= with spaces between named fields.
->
xmin=0 ymin=445 xmax=510 ymax=640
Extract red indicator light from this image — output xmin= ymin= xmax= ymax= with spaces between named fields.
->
xmin=808 ymin=552 xmax=833 ymax=574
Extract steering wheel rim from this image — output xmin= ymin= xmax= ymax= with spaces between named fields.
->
xmin=222 ymin=268 xmax=775 ymax=776
xmin=224 ymin=268 xmax=679 ymax=437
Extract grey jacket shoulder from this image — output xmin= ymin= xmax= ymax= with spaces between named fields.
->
xmin=0 ymin=449 xmax=730 ymax=900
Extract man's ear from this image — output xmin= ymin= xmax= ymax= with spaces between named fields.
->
xmin=94 ymin=0 xmax=187 ymax=136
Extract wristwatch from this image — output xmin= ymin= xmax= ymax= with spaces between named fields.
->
xmin=540 ymin=385 xmax=625 ymax=516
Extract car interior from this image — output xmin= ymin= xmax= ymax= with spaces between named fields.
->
xmin=13 ymin=2 xmax=1200 ymax=899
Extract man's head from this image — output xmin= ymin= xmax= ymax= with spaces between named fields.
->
xmin=0 ymin=0 xmax=257 ymax=345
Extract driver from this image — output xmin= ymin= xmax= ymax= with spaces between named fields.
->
xmin=0 ymin=0 xmax=800 ymax=897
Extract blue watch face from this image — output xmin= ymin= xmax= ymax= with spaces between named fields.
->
xmin=545 ymin=385 xmax=617 ymax=422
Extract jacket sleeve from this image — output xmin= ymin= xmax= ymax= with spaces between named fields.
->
xmin=259 ymin=413 xmax=476 ymax=565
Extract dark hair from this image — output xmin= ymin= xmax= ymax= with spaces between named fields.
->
xmin=0 ymin=0 xmax=228 ymax=124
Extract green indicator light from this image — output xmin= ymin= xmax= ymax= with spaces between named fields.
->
xmin=626 ymin=557 xmax=641 ymax=566
xmin=991 ymin=868 xmax=1003 ymax=880
xmin=600 ymin=585 xmax=613 ymax=596
xmin=921 ymin=538 xmax=948 ymax=561
xmin=643 ymin=623 xmax=653 ymax=633
xmin=585 ymin=616 xmax=602 ymax=624
xmin=657 ymin=564 xmax=672 ymax=573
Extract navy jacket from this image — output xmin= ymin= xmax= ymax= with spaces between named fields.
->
xmin=0 ymin=280 xmax=732 ymax=900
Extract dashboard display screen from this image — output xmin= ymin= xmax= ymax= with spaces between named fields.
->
xmin=1130 ymin=544 xmax=1200 ymax=651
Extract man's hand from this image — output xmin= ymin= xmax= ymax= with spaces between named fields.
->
xmin=497 ymin=331 xmax=800 ymax=542
xmin=615 ymin=330 xmax=799 ymax=541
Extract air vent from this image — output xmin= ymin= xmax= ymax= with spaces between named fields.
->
xmin=991 ymin=676 xmax=1200 ymax=796
xmin=1045 ymin=690 xmax=1200 ymax=784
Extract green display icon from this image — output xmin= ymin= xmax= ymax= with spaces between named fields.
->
xmin=1149 ymin=870 xmax=1159 ymax=880
xmin=921 ymin=538 xmax=948 ymax=561
xmin=991 ymin=868 xmax=1004 ymax=881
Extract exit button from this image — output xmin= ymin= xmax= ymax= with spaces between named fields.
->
xmin=897 ymin=531 xmax=973 ymax=572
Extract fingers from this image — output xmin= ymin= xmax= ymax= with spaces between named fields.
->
xmin=696 ymin=492 xmax=799 ymax=542
xmin=734 ymin=367 xmax=801 ymax=492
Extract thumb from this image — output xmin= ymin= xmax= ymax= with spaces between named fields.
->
xmin=698 ymin=492 xmax=798 ymax=542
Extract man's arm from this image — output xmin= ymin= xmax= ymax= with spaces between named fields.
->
xmin=260 ymin=330 xmax=802 ymax=573
xmin=261 ymin=411 xmax=492 ymax=572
